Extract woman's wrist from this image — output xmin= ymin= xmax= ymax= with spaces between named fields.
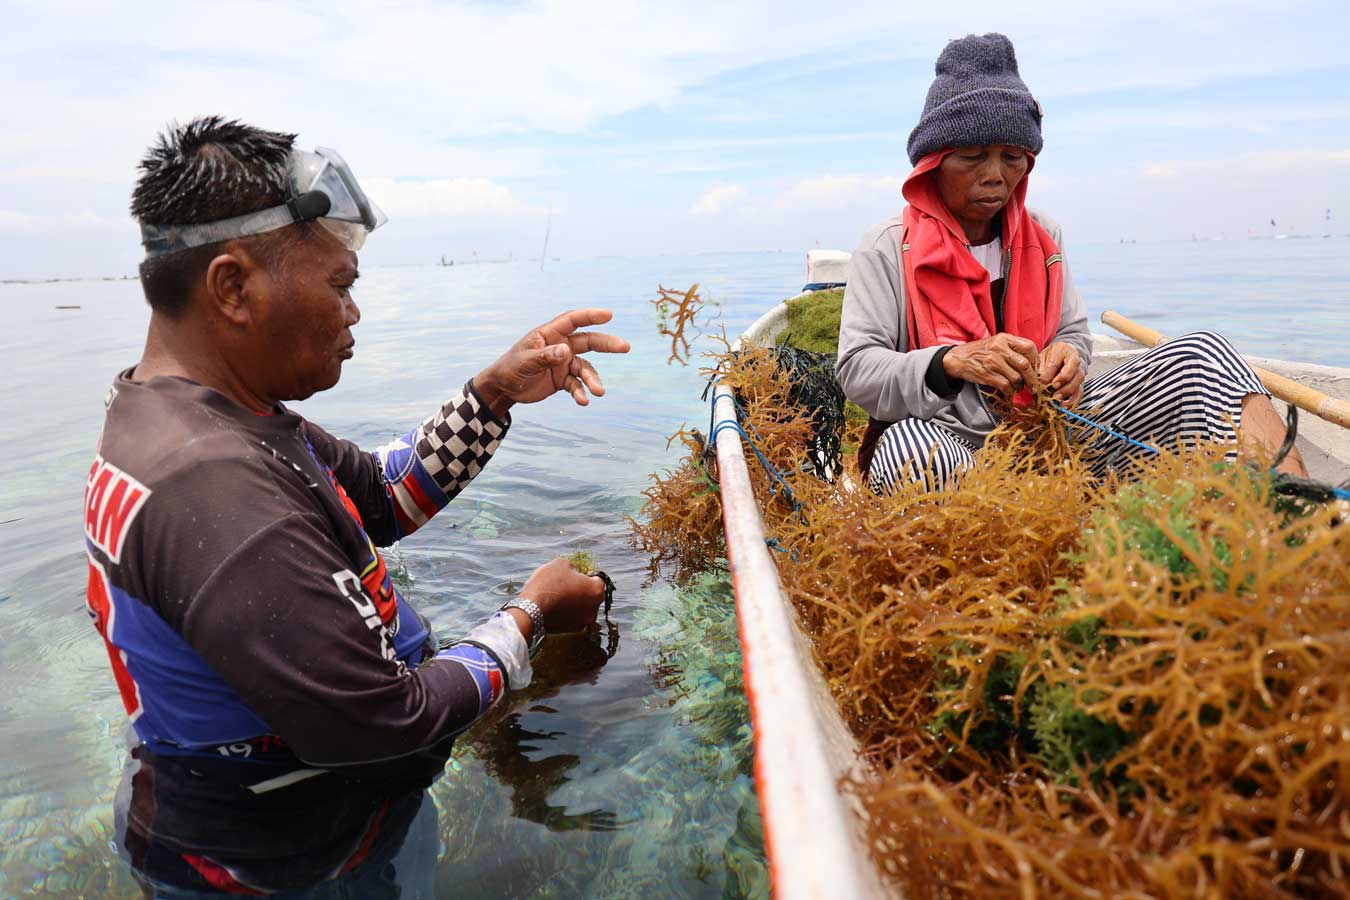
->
xmin=928 ymin=346 xmax=964 ymax=398
xmin=941 ymin=345 xmax=958 ymax=374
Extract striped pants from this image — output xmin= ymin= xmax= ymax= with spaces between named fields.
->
xmin=868 ymin=331 xmax=1270 ymax=494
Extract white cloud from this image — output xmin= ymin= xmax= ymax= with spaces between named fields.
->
xmin=364 ymin=177 xmax=539 ymax=219
xmin=1139 ymin=148 xmax=1350 ymax=180
xmin=690 ymin=184 xmax=748 ymax=216
xmin=693 ymin=174 xmax=905 ymax=218
xmin=1031 ymin=146 xmax=1350 ymax=242
xmin=1140 ymin=162 xmax=1183 ymax=180
xmin=773 ymin=174 xmax=904 ymax=210
xmin=8 ymin=0 xmax=1331 ymax=186
xmin=1061 ymin=102 xmax=1350 ymax=137
xmin=1 ymin=0 xmax=1348 ymax=276
xmin=0 ymin=210 xmax=34 ymax=232
xmin=0 ymin=209 xmax=123 ymax=233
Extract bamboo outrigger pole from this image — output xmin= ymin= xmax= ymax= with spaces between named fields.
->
xmin=1100 ymin=310 xmax=1350 ymax=430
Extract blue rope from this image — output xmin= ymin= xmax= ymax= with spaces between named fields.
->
xmin=1051 ymin=402 xmax=1350 ymax=501
xmin=708 ymin=418 xmax=801 ymax=510
xmin=706 ymin=388 xmax=809 ymax=556
xmin=1051 ymin=403 xmax=1161 ymax=456
xmin=730 ymin=395 xmax=771 ymax=445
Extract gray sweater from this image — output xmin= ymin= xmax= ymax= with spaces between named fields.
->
xmin=836 ymin=210 xmax=1092 ymax=447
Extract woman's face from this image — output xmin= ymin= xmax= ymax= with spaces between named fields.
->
xmin=935 ymin=145 xmax=1030 ymax=240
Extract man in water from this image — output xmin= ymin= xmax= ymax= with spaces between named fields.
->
xmin=84 ymin=117 xmax=630 ymax=897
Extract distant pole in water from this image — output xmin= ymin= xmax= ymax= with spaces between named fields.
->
xmin=540 ymin=194 xmax=553 ymax=272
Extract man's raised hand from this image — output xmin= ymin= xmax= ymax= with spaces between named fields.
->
xmin=474 ymin=309 xmax=631 ymax=417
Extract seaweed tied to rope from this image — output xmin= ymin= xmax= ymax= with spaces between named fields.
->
xmin=764 ymin=343 xmax=846 ymax=481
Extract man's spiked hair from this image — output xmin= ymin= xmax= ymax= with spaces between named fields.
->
xmin=131 ymin=117 xmax=299 ymax=315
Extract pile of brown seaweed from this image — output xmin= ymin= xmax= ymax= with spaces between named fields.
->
xmin=631 ymin=340 xmax=1350 ymax=898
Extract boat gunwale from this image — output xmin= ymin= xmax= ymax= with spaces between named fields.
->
xmin=710 ymin=381 xmax=894 ymax=900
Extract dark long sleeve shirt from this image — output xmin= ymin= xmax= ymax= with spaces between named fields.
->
xmin=84 ymin=369 xmax=526 ymax=891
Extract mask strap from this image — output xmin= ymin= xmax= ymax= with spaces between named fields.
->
xmin=140 ymin=190 xmax=331 ymax=259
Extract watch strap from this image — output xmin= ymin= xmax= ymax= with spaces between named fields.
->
xmin=501 ymin=597 xmax=546 ymax=656
xmin=593 ymin=571 xmax=616 ymax=615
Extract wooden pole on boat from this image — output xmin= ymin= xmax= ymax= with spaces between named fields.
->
xmin=1100 ymin=310 xmax=1350 ymax=430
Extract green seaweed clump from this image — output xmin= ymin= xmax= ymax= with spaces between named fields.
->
xmin=1026 ymin=682 xmax=1132 ymax=788
xmin=929 ymin=648 xmax=1132 ymax=792
xmin=777 ymin=289 xmax=843 ymax=355
xmin=776 ymin=289 xmax=867 ymax=426
xmin=566 ymin=550 xmax=596 ymax=575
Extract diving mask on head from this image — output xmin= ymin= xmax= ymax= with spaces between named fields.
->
xmin=139 ymin=146 xmax=387 ymax=259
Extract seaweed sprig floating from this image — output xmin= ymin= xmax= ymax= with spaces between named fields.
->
xmin=652 ymin=283 xmax=706 ymax=366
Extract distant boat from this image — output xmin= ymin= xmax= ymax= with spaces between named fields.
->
xmin=802 ymin=249 xmax=849 ymax=291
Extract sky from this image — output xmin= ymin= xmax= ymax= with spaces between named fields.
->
xmin=2 ymin=0 xmax=1349 ymax=279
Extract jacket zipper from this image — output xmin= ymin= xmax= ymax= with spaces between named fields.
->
xmin=978 ymin=247 xmax=1015 ymax=429
xmin=995 ymin=246 xmax=1012 ymax=333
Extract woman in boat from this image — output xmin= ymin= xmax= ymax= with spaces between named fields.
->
xmin=836 ymin=32 xmax=1307 ymax=493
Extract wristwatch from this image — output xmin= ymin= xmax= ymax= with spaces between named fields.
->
xmin=501 ymin=597 xmax=546 ymax=658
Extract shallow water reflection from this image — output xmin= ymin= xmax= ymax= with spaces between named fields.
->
xmin=467 ymin=628 xmax=629 ymax=834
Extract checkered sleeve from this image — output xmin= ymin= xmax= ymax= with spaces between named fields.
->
xmin=374 ymin=380 xmax=510 ymax=539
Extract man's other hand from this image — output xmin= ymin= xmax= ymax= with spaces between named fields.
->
xmin=519 ymin=558 xmax=606 ymax=636
xmin=475 ymin=309 xmax=631 ymax=417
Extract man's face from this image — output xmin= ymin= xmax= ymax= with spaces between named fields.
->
xmin=248 ymin=228 xmax=361 ymax=401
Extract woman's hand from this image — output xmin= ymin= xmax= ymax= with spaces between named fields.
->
xmin=1036 ymin=342 xmax=1084 ymax=407
xmin=942 ymin=334 xmax=1040 ymax=396
xmin=473 ymin=309 xmax=631 ymax=417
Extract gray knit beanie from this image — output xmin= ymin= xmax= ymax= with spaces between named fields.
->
xmin=907 ymin=33 xmax=1043 ymax=166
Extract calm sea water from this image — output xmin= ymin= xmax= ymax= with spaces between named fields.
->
xmin=0 ymin=238 xmax=1346 ymax=899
